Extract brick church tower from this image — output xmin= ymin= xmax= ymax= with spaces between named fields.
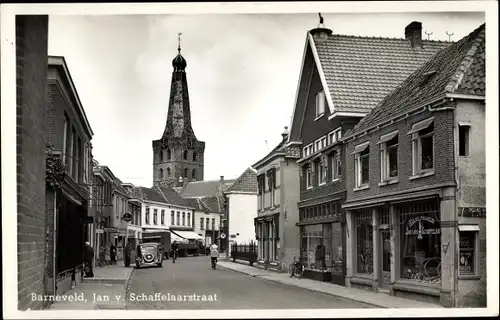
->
xmin=152 ymin=37 xmax=205 ymax=187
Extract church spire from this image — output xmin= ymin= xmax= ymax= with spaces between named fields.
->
xmin=172 ymin=32 xmax=187 ymax=71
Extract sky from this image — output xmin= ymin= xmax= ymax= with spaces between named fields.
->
xmin=47 ymin=12 xmax=485 ymax=188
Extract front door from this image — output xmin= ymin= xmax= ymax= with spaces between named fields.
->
xmin=379 ymin=230 xmax=391 ymax=291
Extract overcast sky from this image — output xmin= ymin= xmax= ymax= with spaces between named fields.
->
xmin=47 ymin=12 xmax=485 ymax=187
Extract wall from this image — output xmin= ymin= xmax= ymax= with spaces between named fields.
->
xmin=455 ymin=100 xmax=486 ymax=307
xmin=345 ymin=109 xmax=456 ymax=202
xmin=256 ymin=158 xmax=281 ymax=210
xmin=194 ymin=211 xmax=221 ymax=238
xmin=16 ymin=15 xmax=49 ymax=311
xmin=141 ymin=202 xmax=174 ymax=231
xmin=228 ymin=194 xmax=258 ymax=244
xmin=280 ymin=157 xmax=301 ymax=272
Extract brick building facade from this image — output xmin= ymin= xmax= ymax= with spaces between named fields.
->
xmin=16 ymin=15 xmax=49 ymax=311
xmin=342 ymin=24 xmax=486 ymax=307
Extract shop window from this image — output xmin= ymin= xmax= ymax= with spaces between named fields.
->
xmin=200 ymin=217 xmax=204 ymax=230
xmin=459 ymin=226 xmax=479 ymax=277
xmin=315 ymin=90 xmax=325 ymax=118
xmin=399 ymin=199 xmax=441 ymax=284
xmin=409 ymin=118 xmax=434 ymax=175
xmin=301 ymin=224 xmax=326 ymax=271
xmin=353 ymin=143 xmax=370 ymax=188
xmin=331 ymin=223 xmax=343 ymax=274
xmin=145 ymin=208 xmax=150 ymax=224
xmin=379 ymin=132 xmax=399 ymax=181
xmin=161 ymin=210 xmax=165 ymax=225
xmin=355 ymin=210 xmax=373 ymax=274
xmin=170 ymin=210 xmax=175 ymax=225
xmin=153 ymin=209 xmax=158 ymax=225
xmin=459 ymin=125 xmax=470 ymax=157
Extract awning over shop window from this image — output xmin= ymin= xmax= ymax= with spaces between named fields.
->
xmin=171 ymin=232 xmax=189 ymax=244
xmin=351 ymin=142 xmax=369 ymax=155
xmin=255 ymin=211 xmax=279 ymax=221
xmin=407 ymin=117 xmax=433 ymax=135
xmin=458 ymin=225 xmax=480 ymax=231
xmin=171 ymin=230 xmax=204 ymax=240
xmin=376 ymin=131 xmax=398 ymax=145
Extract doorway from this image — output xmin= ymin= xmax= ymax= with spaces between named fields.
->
xmin=379 ymin=230 xmax=391 ymax=291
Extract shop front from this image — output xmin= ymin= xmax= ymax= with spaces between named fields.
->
xmin=255 ymin=212 xmax=280 ymax=270
xmin=297 ymin=200 xmax=346 ymax=285
xmin=346 ymin=196 xmax=443 ymax=304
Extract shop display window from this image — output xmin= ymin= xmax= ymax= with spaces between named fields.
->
xmin=355 ymin=210 xmax=373 ymax=274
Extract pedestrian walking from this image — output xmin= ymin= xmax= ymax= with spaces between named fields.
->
xmin=209 ymin=243 xmax=219 ymax=269
xmin=84 ymin=241 xmax=94 ymax=278
xmin=110 ymin=243 xmax=117 ymax=265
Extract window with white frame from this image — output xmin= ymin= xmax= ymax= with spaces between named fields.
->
xmin=182 ymin=212 xmax=185 ymax=226
xmin=316 ymin=91 xmax=325 ymax=118
xmin=303 ymin=143 xmax=314 ymax=158
xmin=200 ymin=217 xmax=204 ymax=230
xmin=305 ymin=164 xmax=312 ymax=189
xmin=321 ymin=136 xmax=327 ymax=149
xmin=353 ymin=143 xmax=370 ymax=188
xmin=409 ymin=118 xmax=434 ymax=175
xmin=330 ymin=150 xmax=341 ymax=181
xmin=328 ymin=128 xmax=342 ymax=145
xmin=176 ymin=211 xmax=180 ymax=225
xmin=161 ymin=210 xmax=165 ymax=225
xmin=171 ymin=210 xmax=175 ymax=225
xmin=187 ymin=212 xmax=191 ymax=226
xmin=315 ymin=139 xmax=322 ymax=151
xmin=153 ymin=209 xmax=158 ymax=225
xmin=319 ymin=162 xmax=327 ymax=185
xmin=379 ymin=131 xmax=399 ymax=182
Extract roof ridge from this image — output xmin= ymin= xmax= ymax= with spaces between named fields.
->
xmin=326 ymin=33 xmax=454 ymax=44
xmin=446 ymin=24 xmax=485 ymax=93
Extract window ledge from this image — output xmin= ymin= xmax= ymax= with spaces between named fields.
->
xmin=314 ymin=114 xmax=325 ymax=122
xmin=409 ymin=171 xmax=435 ymax=180
xmin=378 ymin=178 xmax=399 ymax=187
xmin=306 ymin=186 xmax=313 ymax=190
xmin=458 ymin=274 xmax=481 ymax=280
xmin=332 ymin=178 xmax=340 ymax=183
xmin=354 ymin=185 xmax=369 ymax=192
xmin=319 ymin=182 xmax=326 ymax=186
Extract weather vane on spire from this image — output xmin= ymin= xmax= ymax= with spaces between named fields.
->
xmin=177 ymin=32 xmax=183 ymax=53
xmin=318 ymin=13 xmax=324 ymax=25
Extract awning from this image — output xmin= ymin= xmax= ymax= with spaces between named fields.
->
xmin=351 ymin=142 xmax=369 ymax=155
xmin=458 ymin=225 xmax=480 ymax=232
xmin=171 ymin=230 xmax=204 ymax=240
xmin=255 ymin=211 xmax=279 ymax=221
xmin=407 ymin=117 xmax=433 ymax=135
xmin=376 ymin=131 xmax=398 ymax=145
xmin=171 ymin=232 xmax=189 ymax=244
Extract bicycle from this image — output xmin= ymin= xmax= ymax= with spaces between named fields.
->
xmin=171 ymin=249 xmax=178 ymax=263
xmin=289 ymin=256 xmax=303 ymax=278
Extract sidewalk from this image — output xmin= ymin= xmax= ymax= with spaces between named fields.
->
xmin=217 ymin=261 xmax=444 ymax=309
xmin=50 ymin=262 xmax=134 ymax=310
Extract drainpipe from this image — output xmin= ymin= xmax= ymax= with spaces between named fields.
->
xmin=53 ymin=189 xmax=57 ymax=295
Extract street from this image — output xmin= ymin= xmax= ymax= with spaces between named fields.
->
xmin=126 ymin=256 xmax=373 ymax=309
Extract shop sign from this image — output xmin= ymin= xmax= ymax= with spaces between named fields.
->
xmin=405 ymin=215 xmax=440 ymax=239
xmin=220 ymin=233 xmax=226 ymax=239
xmin=122 ymin=212 xmax=132 ymax=223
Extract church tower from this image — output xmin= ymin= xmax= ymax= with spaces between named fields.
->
xmin=152 ymin=34 xmax=205 ymax=187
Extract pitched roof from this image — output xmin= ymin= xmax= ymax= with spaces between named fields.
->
xmin=185 ymin=196 xmax=222 ymax=213
xmin=156 ymin=185 xmax=194 ymax=208
xmin=179 ymin=179 xmax=236 ymax=198
xmin=253 ymin=134 xmax=288 ymax=169
xmin=225 ymin=167 xmax=258 ymax=194
xmin=347 ymin=23 xmax=485 ymax=136
xmin=133 ymin=186 xmax=166 ymax=203
xmin=312 ymin=33 xmax=452 ymax=114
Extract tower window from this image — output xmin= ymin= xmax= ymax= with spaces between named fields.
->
xmin=167 ymin=149 xmax=171 ymax=160
xmin=184 ymin=168 xmax=188 ymax=178
xmin=193 ymin=151 xmax=197 ymax=162
xmin=167 ymin=167 xmax=171 ymax=177
xmin=160 ymin=151 xmax=163 ymax=162
xmin=159 ymin=168 xmax=164 ymax=179
xmin=183 ymin=150 xmax=188 ymax=160
xmin=192 ymin=169 xmax=196 ymax=180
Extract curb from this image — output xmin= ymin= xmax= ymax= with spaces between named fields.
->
xmin=217 ymin=264 xmax=383 ymax=309
xmin=124 ymin=268 xmax=136 ymax=310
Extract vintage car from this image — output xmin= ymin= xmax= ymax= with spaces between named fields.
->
xmin=136 ymin=242 xmax=163 ymax=268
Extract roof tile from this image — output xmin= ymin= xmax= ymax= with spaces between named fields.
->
xmin=226 ymin=167 xmax=258 ymax=194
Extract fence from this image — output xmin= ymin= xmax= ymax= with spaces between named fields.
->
xmin=231 ymin=241 xmax=258 ymax=266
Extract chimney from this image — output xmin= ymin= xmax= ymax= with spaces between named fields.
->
xmin=309 ymin=12 xmax=332 ymax=42
xmin=220 ymin=176 xmax=224 ymax=182
xmin=281 ymin=126 xmax=289 ymax=141
xmin=405 ymin=21 xmax=423 ymax=48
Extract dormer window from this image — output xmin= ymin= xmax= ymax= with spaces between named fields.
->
xmin=315 ymin=91 xmax=326 ymax=119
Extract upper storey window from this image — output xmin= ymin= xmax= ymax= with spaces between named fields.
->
xmin=193 ymin=151 xmax=197 ymax=161
xmin=183 ymin=150 xmax=188 ymax=160
xmin=409 ymin=118 xmax=434 ymax=176
xmin=315 ymin=91 xmax=326 ymax=119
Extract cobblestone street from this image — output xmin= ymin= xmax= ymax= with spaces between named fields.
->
xmin=126 ymin=256 xmax=373 ymax=309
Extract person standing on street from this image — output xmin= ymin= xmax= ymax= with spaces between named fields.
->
xmin=209 ymin=242 xmax=219 ymax=269
xmin=110 ymin=243 xmax=117 ymax=265
xmin=84 ymin=241 xmax=94 ymax=277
